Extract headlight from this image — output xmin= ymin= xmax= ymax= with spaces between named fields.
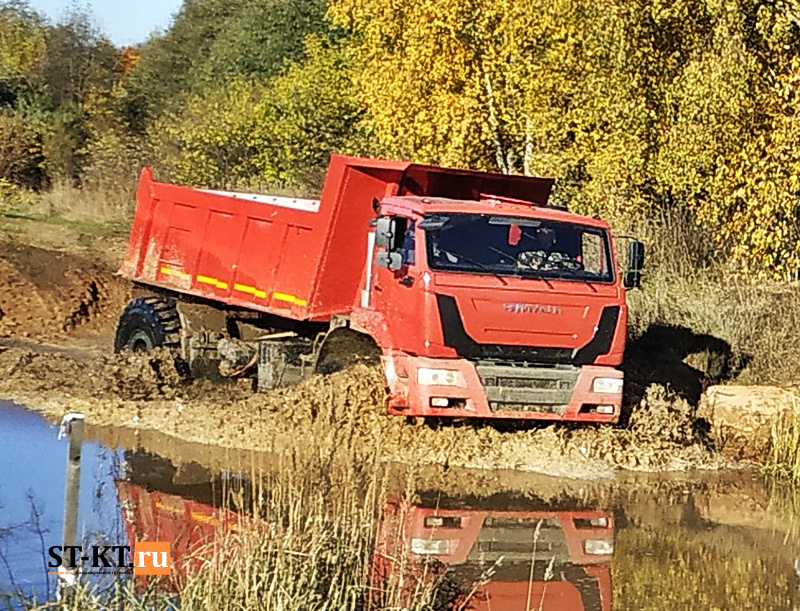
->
xmin=411 ymin=538 xmax=451 ymax=555
xmin=592 ymin=377 xmax=623 ymax=394
xmin=417 ymin=368 xmax=460 ymax=386
xmin=584 ymin=539 xmax=614 ymax=555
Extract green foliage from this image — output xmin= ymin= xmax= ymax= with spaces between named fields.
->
xmin=153 ymin=36 xmax=360 ymax=192
xmin=0 ymin=109 xmax=43 ymax=188
xmin=254 ymin=35 xmax=363 ymax=189
xmin=122 ymin=0 xmax=243 ymax=118
xmin=152 ymin=78 xmax=267 ymax=188
xmin=198 ymin=0 xmax=329 ymax=85
xmin=123 ymin=0 xmax=329 ymax=128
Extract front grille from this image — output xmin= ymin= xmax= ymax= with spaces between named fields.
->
xmin=467 ymin=517 xmax=570 ymax=567
xmin=490 ymin=402 xmax=566 ymax=414
xmin=476 ymin=363 xmax=580 ymax=413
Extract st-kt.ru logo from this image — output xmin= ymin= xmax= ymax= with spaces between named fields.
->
xmin=49 ymin=542 xmax=171 ymax=576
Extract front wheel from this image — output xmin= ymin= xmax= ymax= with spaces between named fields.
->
xmin=114 ymin=297 xmax=182 ymax=354
xmin=313 ymin=328 xmax=381 ymax=375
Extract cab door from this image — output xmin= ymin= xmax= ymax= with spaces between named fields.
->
xmin=371 ymin=216 xmax=424 ymax=353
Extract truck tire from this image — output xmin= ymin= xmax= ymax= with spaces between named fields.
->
xmin=114 ymin=297 xmax=182 ymax=354
xmin=314 ymin=328 xmax=381 ymax=374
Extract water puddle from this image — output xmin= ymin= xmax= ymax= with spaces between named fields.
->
xmin=1 ymin=401 xmax=799 ymax=609
xmin=0 ymin=401 xmax=124 ymax=602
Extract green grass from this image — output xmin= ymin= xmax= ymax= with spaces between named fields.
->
xmin=0 ymin=210 xmax=130 ymax=237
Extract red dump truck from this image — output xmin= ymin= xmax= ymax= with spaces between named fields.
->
xmin=117 ymin=480 xmax=614 ymax=611
xmin=117 ymin=155 xmax=643 ymax=423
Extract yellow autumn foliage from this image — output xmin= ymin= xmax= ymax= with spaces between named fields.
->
xmin=0 ymin=5 xmax=45 ymax=77
xmin=329 ymin=0 xmax=800 ymax=277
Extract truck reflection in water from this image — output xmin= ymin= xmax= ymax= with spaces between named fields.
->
xmin=115 ymin=451 xmax=613 ymax=610
xmin=374 ymin=497 xmax=614 ymax=611
xmin=115 ymin=450 xmax=251 ymax=587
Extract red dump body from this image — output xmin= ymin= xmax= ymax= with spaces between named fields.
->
xmin=120 ymin=154 xmax=630 ymax=422
xmin=121 ymin=155 xmax=552 ymax=322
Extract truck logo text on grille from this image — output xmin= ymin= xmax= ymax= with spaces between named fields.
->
xmin=504 ymin=303 xmax=562 ymax=315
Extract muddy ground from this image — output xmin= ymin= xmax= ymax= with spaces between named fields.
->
xmin=0 ymin=236 xmax=733 ymax=478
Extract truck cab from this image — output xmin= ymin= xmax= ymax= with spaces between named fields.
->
xmin=355 ymin=194 xmax=640 ymax=423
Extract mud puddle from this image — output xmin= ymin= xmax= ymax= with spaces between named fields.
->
xmin=2 ymin=403 xmax=796 ymax=609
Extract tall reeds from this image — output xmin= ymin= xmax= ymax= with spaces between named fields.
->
xmin=764 ymin=398 xmax=800 ymax=484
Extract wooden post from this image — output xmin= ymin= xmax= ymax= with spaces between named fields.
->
xmin=58 ymin=413 xmax=84 ymax=600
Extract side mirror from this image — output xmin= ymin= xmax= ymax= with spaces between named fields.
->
xmin=375 ymin=217 xmax=397 ymax=251
xmin=623 ymin=240 xmax=645 ymax=289
xmin=623 ymin=270 xmax=641 ymax=289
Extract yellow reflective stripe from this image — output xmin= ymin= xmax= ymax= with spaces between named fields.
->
xmin=190 ymin=512 xmax=218 ymax=525
xmin=160 ymin=266 xmax=191 ymax=280
xmin=234 ymin=283 xmax=267 ymax=299
xmin=154 ymin=501 xmax=182 ymax=515
xmin=197 ymin=274 xmax=229 ymax=290
xmin=273 ymin=292 xmax=308 ymax=307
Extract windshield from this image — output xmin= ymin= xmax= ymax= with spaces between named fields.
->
xmin=422 ymin=213 xmax=613 ymax=282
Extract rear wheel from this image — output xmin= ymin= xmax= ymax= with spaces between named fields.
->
xmin=114 ymin=297 xmax=182 ymax=354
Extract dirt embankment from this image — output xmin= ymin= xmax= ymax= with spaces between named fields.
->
xmin=0 ymin=238 xmax=730 ymax=477
xmin=0 ymin=241 xmax=130 ymax=344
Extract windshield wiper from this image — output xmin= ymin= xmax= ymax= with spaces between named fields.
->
xmin=438 ymin=248 xmax=508 ymax=285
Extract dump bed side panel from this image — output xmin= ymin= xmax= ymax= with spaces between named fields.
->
xmin=119 ymin=169 xmax=331 ymax=321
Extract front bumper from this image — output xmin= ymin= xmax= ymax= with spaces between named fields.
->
xmin=383 ymin=354 xmax=622 ymax=423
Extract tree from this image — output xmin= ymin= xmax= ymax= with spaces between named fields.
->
xmin=151 ymin=36 xmax=362 ymax=193
xmin=0 ymin=110 xmax=44 ymax=188
xmin=0 ymin=1 xmax=45 ymax=78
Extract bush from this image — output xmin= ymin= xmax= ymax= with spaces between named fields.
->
xmin=0 ymin=111 xmax=45 ymax=189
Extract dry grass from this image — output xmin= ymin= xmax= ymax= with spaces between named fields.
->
xmin=764 ymin=400 xmax=800 ymax=483
xmin=626 ymin=210 xmax=800 ymax=386
xmin=34 ymin=179 xmax=135 ymax=226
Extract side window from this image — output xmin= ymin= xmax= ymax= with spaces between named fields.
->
xmin=581 ymin=232 xmax=604 ymax=275
xmin=399 ymin=220 xmax=416 ymax=265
